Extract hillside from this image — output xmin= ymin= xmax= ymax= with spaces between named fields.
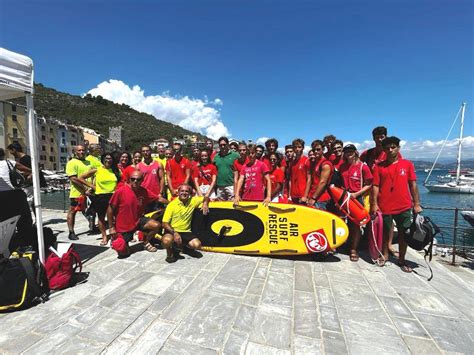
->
xmin=18 ymin=83 xmax=207 ymax=150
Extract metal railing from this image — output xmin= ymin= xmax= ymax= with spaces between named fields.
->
xmin=422 ymin=206 xmax=474 ymax=265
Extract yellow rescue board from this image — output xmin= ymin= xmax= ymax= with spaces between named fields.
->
xmin=187 ymin=201 xmax=349 ymax=255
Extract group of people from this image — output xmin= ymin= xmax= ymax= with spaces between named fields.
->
xmin=1 ymin=125 xmax=422 ymax=272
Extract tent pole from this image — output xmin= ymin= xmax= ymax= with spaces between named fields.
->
xmin=26 ymin=93 xmax=45 ymax=264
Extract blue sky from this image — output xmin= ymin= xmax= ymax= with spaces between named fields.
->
xmin=1 ymin=0 xmax=473 ymax=158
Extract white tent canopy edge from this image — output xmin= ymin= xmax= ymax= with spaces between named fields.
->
xmin=0 ymin=47 xmax=45 ymax=263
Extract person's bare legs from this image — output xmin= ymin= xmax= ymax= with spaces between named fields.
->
xmin=349 ymin=223 xmax=361 ymax=262
xmin=387 ymin=224 xmax=398 ymax=257
xmin=98 ymin=214 xmax=108 ymax=245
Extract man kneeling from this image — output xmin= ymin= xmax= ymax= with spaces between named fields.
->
xmin=107 ymin=170 xmax=167 ymax=256
xmin=162 ymin=184 xmax=209 ymax=263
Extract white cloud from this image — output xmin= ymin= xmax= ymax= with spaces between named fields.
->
xmin=255 ymin=137 xmax=270 ymax=145
xmin=86 ymin=79 xmax=230 ymax=139
xmin=347 ymin=137 xmax=474 ymax=160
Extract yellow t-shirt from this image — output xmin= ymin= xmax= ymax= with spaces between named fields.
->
xmin=162 ymin=196 xmax=204 ymax=232
xmin=153 ymin=156 xmax=168 ymax=183
xmin=86 ymin=155 xmax=102 ymax=169
xmin=95 ymin=166 xmax=118 ymax=194
xmin=66 ymin=158 xmax=93 ymax=198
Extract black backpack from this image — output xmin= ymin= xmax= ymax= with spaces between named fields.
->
xmin=406 ymin=214 xmax=441 ymax=281
xmin=0 ymin=249 xmax=49 ymax=312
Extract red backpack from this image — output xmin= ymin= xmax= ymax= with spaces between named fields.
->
xmin=44 ymin=246 xmax=82 ymax=290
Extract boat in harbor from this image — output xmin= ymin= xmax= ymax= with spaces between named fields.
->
xmin=461 ymin=211 xmax=474 ymax=227
xmin=424 ymin=103 xmax=473 ymax=194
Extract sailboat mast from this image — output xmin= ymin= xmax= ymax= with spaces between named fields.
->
xmin=455 ymin=102 xmax=466 ymax=184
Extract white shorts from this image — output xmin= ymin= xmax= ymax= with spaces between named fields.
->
xmin=199 ymin=185 xmax=216 ymax=199
xmin=216 ymin=186 xmax=234 ymax=201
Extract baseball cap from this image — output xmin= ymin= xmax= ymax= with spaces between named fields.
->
xmin=343 ymin=144 xmax=357 ymax=152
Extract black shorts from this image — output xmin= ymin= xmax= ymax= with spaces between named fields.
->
xmin=70 ymin=197 xmax=81 ymax=207
xmin=120 ymin=217 xmax=154 ymax=241
xmin=178 ymin=232 xmax=198 ymax=245
xmin=92 ymin=193 xmax=113 ymax=217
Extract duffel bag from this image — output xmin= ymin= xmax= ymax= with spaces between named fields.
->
xmin=0 ymin=250 xmax=49 ymax=311
xmin=45 ymin=245 xmax=82 ymax=290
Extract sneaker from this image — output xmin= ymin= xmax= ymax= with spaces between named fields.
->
xmin=68 ymin=231 xmax=79 ymax=240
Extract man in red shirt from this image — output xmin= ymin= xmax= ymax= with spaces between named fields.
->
xmin=303 ymin=140 xmax=334 ymax=210
xmin=371 ymin=136 xmax=422 ymax=272
xmin=323 ymin=134 xmax=336 ymax=160
xmin=256 ymin=145 xmax=265 ymax=161
xmin=233 ymin=143 xmax=249 ymax=194
xmin=166 ymin=142 xmax=192 ymax=198
xmin=289 ymin=138 xmax=308 ymax=204
xmin=283 ymin=144 xmax=294 ymax=197
xmin=329 ymin=139 xmax=344 ymax=170
xmin=137 ymin=145 xmax=164 ymax=199
xmin=234 ymin=145 xmax=271 ymax=205
xmin=205 ymin=139 xmax=217 ymax=161
xmin=190 ymin=145 xmax=200 ymax=173
xmin=262 ymin=138 xmax=287 ymax=175
xmin=360 ymin=126 xmax=387 ymax=171
xmin=107 ymin=170 xmax=166 ymax=256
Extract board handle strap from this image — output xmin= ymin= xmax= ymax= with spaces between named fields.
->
xmin=268 ymin=205 xmax=296 ymax=213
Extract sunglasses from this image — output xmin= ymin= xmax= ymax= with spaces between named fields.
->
xmin=130 ymin=177 xmax=142 ymax=182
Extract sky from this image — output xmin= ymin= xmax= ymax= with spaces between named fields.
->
xmin=1 ymin=0 xmax=473 ymax=159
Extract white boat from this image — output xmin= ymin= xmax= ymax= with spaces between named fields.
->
xmin=425 ymin=103 xmax=473 ymax=194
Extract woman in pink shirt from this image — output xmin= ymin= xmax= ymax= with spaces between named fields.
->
xmin=234 ymin=144 xmax=271 ymax=206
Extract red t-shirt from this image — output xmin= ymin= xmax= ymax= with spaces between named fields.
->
xmin=210 ymin=150 xmax=217 ymax=161
xmin=233 ymin=158 xmax=249 ymax=177
xmin=137 ymin=161 xmax=162 ymax=194
xmin=339 ymin=162 xmax=373 ymax=193
xmin=109 ymin=184 xmax=158 ymax=232
xmin=191 ymin=159 xmax=200 ymax=171
xmin=269 ymin=167 xmax=284 ymax=195
xmin=240 ymin=160 xmax=269 ymax=201
xmin=262 ymin=155 xmax=287 ymax=170
xmin=193 ymin=163 xmax=217 ymax=186
xmin=330 ymin=155 xmax=344 ymax=170
xmin=372 ymin=159 xmax=417 ymax=215
xmin=166 ymin=157 xmax=191 ymax=188
xmin=306 ymin=158 xmax=333 ymax=202
xmin=289 ymin=155 xmax=308 ymax=198
xmin=360 ymin=148 xmax=387 ymax=171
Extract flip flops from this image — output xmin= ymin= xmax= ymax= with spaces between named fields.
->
xmin=144 ymin=242 xmax=158 ymax=253
xmin=398 ymin=263 xmax=413 ymax=273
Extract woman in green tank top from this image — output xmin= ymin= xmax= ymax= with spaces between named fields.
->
xmin=79 ymin=153 xmax=121 ymax=246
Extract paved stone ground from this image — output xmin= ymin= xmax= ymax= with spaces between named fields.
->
xmin=1 ymin=209 xmax=473 ymax=354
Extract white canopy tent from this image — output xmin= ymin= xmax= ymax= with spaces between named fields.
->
xmin=0 ymin=47 xmax=45 ymax=263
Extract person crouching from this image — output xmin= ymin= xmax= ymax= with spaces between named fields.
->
xmin=161 ymin=184 xmax=209 ymax=263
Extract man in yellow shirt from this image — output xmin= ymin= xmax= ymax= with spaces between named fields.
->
xmin=65 ymin=145 xmax=93 ymax=240
xmin=85 ymin=144 xmax=102 ymax=168
xmin=162 ymin=184 xmax=209 ymax=263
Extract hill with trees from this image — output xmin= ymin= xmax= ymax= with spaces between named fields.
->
xmin=21 ymin=83 xmax=207 ymax=150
